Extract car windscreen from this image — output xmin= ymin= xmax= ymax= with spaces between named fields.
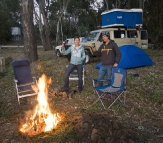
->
xmin=68 ymin=39 xmax=74 ymax=44
xmin=85 ymin=32 xmax=100 ymax=41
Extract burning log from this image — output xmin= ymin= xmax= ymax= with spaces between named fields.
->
xmin=19 ymin=74 xmax=63 ymax=136
xmin=50 ymin=88 xmax=77 ymax=99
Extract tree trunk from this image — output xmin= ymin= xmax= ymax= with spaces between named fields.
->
xmin=117 ymin=0 xmax=121 ymax=8
xmin=39 ymin=17 xmax=47 ymax=51
xmin=128 ymin=0 xmax=131 ymax=9
xmin=22 ymin=0 xmax=38 ymax=62
xmin=34 ymin=6 xmax=48 ymax=51
xmin=56 ymin=20 xmax=60 ymax=45
xmin=38 ymin=0 xmax=52 ymax=50
xmin=105 ymin=0 xmax=109 ymax=10
xmin=38 ymin=7 xmax=47 ymax=51
xmin=139 ymin=0 xmax=142 ymax=8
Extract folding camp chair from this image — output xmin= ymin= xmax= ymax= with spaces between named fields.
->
xmin=69 ymin=58 xmax=86 ymax=85
xmin=12 ymin=60 xmax=38 ymax=104
xmin=92 ymin=67 xmax=127 ymax=110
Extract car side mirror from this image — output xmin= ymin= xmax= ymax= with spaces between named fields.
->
xmin=99 ymin=38 xmax=103 ymax=42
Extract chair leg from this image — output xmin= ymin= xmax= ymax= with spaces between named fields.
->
xmin=117 ymin=91 xmax=126 ymax=106
xmin=124 ymin=91 xmax=126 ymax=105
xmin=16 ymin=88 xmax=20 ymax=104
xmin=95 ymin=91 xmax=106 ymax=110
xmin=18 ymin=96 xmax=20 ymax=104
xmin=108 ymin=92 xmax=124 ymax=108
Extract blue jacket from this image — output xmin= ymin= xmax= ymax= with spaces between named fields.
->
xmin=63 ymin=44 xmax=85 ymax=65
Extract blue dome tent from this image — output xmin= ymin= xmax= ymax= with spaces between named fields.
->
xmin=95 ymin=45 xmax=154 ymax=69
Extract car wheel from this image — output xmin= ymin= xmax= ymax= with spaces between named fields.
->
xmin=66 ymin=53 xmax=71 ymax=61
xmin=56 ymin=50 xmax=61 ymax=57
xmin=85 ymin=51 xmax=90 ymax=64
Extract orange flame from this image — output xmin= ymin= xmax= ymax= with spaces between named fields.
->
xmin=19 ymin=74 xmax=62 ymax=136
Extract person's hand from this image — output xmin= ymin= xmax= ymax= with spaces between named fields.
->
xmin=61 ymin=43 xmax=65 ymax=48
xmin=92 ymin=47 xmax=96 ymax=52
xmin=113 ymin=63 xmax=118 ymax=67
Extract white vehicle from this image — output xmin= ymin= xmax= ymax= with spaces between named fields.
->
xmin=55 ymin=37 xmax=84 ymax=57
xmin=55 ymin=38 xmax=74 ymax=57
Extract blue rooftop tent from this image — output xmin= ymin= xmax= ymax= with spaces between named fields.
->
xmin=95 ymin=45 xmax=154 ymax=70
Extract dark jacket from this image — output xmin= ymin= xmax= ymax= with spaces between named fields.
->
xmin=93 ymin=40 xmax=121 ymax=65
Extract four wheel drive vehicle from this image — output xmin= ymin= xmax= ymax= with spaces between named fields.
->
xmin=80 ymin=27 xmax=148 ymax=63
xmin=54 ymin=37 xmax=84 ymax=57
xmin=79 ymin=8 xmax=149 ymax=64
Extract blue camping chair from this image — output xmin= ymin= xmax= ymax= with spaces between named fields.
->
xmin=92 ymin=68 xmax=127 ymax=109
xmin=12 ymin=60 xmax=38 ymax=104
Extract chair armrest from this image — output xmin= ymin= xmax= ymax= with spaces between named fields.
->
xmin=111 ymin=83 xmax=126 ymax=88
xmin=93 ymin=79 xmax=111 ymax=82
xmin=32 ymin=76 xmax=36 ymax=80
xmin=32 ymin=76 xmax=38 ymax=84
xmin=14 ymin=79 xmax=18 ymax=83
xmin=92 ymin=79 xmax=111 ymax=87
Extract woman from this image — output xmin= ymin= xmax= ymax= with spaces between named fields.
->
xmin=60 ymin=36 xmax=85 ymax=93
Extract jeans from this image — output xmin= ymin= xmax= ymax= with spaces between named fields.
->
xmin=98 ymin=65 xmax=112 ymax=86
xmin=63 ymin=64 xmax=83 ymax=91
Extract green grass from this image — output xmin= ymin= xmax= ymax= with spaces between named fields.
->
xmin=152 ymin=89 xmax=163 ymax=104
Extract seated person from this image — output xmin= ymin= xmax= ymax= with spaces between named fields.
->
xmin=60 ymin=36 xmax=85 ymax=93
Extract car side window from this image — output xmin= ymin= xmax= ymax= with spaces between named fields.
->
xmin=114 ymin=30 xmax=125 ymax=38
xmin=141 ymin=31 xmax=148 ymax=40
xmin=127 ymin=30 xmax=138 ymax=38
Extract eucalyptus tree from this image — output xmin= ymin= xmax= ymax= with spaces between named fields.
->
xmin=22 ymin=0 xmax=38 ymax=62
xmin=47 ymin=0 xmax=71 ymax=44
xmin=34 ymin=0 xmax=52 ymax=50
xmin=66 ymin=0 xmax=101 ymax=36
xmin=102 ymin=0 xmax=142 ymax=9
xmin=34 ymin=2 xmax=47 ymax=51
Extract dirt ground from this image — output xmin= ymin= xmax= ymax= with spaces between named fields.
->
xmin=0 ymin=48 xmax=163 ymax=143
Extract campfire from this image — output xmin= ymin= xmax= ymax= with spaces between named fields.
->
xmin=19 ymin=74 xmax=62 ymax=136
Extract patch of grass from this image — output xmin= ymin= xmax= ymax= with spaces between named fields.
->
xmin=135 ymin=107 xmax=143 ymax=114
xmin=143 ymin=76 xmax=154 ymax=83
xmin=0 ymin=65 xmax=13 ymax=78
xmin=111 ymin=103 xmax=124 ymax=112
xmin=152 ymin=89 xmax=163 ymax=104
xmin=127 ymin=74 xmax=135 ymax=82
xmin=0 ymin=99 xmax=18 ymax=119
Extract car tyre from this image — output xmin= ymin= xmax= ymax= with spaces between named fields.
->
xmin=85 ymin=51 xmax=90 ymax=64
xmin=56 ymin=50 xmax=61 ymax=57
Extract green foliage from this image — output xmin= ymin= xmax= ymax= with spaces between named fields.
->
xmin=144 ymin=0 xmax=163 ymax=46
xmin=49 ymin=0 xmax=103 ymax=40
xmin=0 ymin=0 xmax=21 ymax=43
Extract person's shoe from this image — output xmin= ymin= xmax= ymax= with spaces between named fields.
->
xmin=101 ymin=93 xmax=110 ymax=99
xmin=78 ymin=90 xmax=82 ymax=93
xmin=60 ymin=87 xmax=69 ymax=92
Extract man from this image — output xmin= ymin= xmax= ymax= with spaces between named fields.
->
xmin=92 ymin=31 xmax=121 ymax=85
xmin=60 ymin=36 xmax=85 ymax=93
